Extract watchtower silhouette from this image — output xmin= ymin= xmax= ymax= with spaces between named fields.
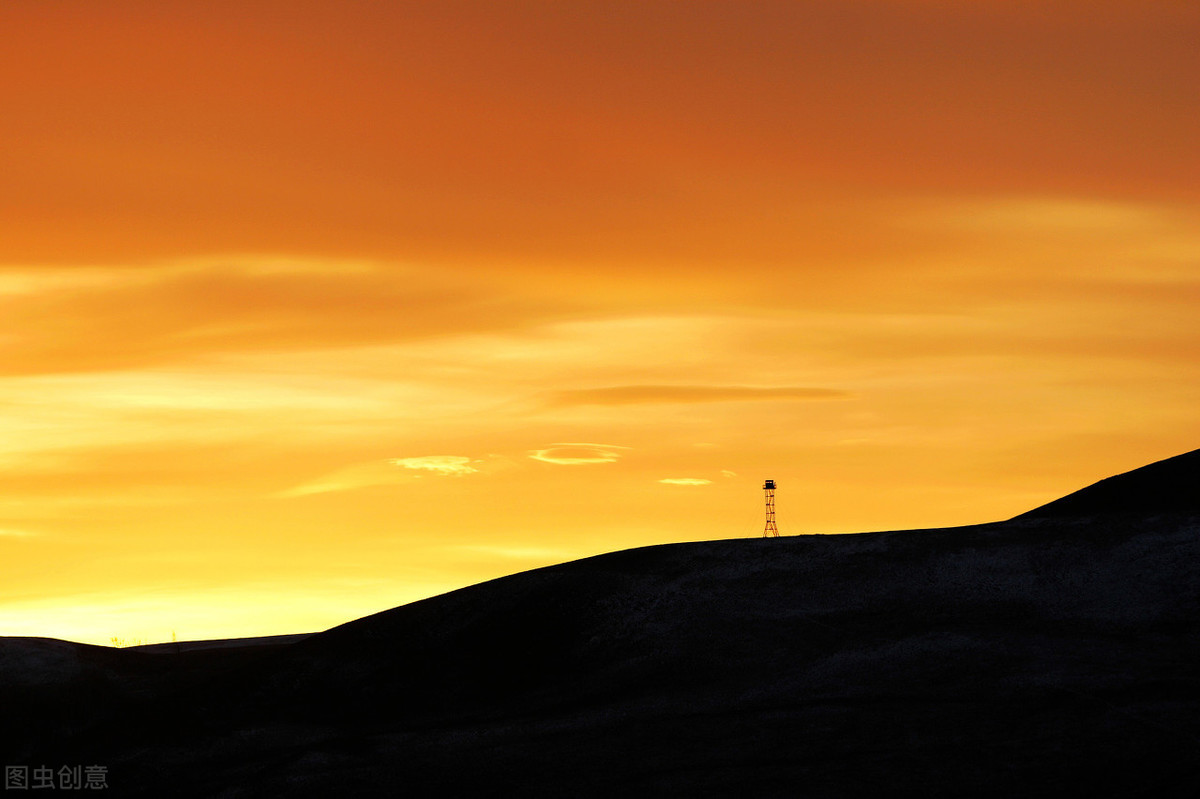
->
xmin=763 ymin=479 xmax=779 ymax=537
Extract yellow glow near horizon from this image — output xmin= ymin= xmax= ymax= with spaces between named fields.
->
xmin=1 ymin=1 xmax=1197 ymax=645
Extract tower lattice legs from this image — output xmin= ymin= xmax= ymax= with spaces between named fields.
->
xmin=763 ymin=479 xmax=779 ymax=537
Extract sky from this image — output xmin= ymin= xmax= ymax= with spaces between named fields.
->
xmin=2 ymin=1 xmax=1198 ymax=645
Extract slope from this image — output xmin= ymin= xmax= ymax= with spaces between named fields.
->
xmin=4 ymin=450 xmax=1198 ymax=797
xmin=1014 ymin=447 xmax=1200 ymax=519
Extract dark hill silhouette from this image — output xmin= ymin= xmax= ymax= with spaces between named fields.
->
xmin=1014 ymin=447 xmax=1200 ymax=519
xmin=2 ymin=450 xmax=1198 ymax=797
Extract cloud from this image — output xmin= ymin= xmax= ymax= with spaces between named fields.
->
xmin=528 ymin=443 xmax=629 ymax=465
xmin=658 ymin=478 xmax=712 ymax=486
xmin=0 ymin=260 xmax=569 ymax=377
xmin=0 ymin=528 xmax=37 ymax=537
xmin=389 ymin=456 xmax=478 ymax=476
xmin=721 ymin=470 xmax=738 ymax=478
xmin=280 ymin=455 xmax=486 ymax=497
xmin=546 ymin=385 xmax=852 ymax=406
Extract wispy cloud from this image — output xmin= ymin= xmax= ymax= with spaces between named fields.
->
xmin=547 ymin=385 xmax=852 ymax=406
xmin=280 ymin=455 xmax=492 ymax=497
xmin=528 ymin=443 xmax=629 ymax=465
xmin=658 ymin=478 xmax=712 ymax=486
xmin=389 ymin=456 xmax=478 ymax=476
xmin=0 ymin=528 xmax=38 ymax=537
xmin=0 ymin=260 xmax=568 ymax=377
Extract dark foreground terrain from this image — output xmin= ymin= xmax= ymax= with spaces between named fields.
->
xmin=3 ymin=450 xmax=1199 ymax=797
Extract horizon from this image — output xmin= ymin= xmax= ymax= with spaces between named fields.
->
xmin=2 ymin=1 xmax=1198 ymax=646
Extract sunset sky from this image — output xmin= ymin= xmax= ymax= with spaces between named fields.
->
xmin=3 ymin=1 xmax=1198 ymax=645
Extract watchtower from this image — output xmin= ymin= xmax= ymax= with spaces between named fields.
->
xmin=763 ymin=479 xmax=779 ymax=537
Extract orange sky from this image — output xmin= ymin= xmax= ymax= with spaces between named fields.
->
xmin=2 ymin=1 xmax=1198 ymax=644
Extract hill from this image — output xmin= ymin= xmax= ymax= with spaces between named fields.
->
xmin=2 ymin=450 xmax=1198 ymax=797
xmin=1014 ymin=447 xmax=1200 ymax=519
